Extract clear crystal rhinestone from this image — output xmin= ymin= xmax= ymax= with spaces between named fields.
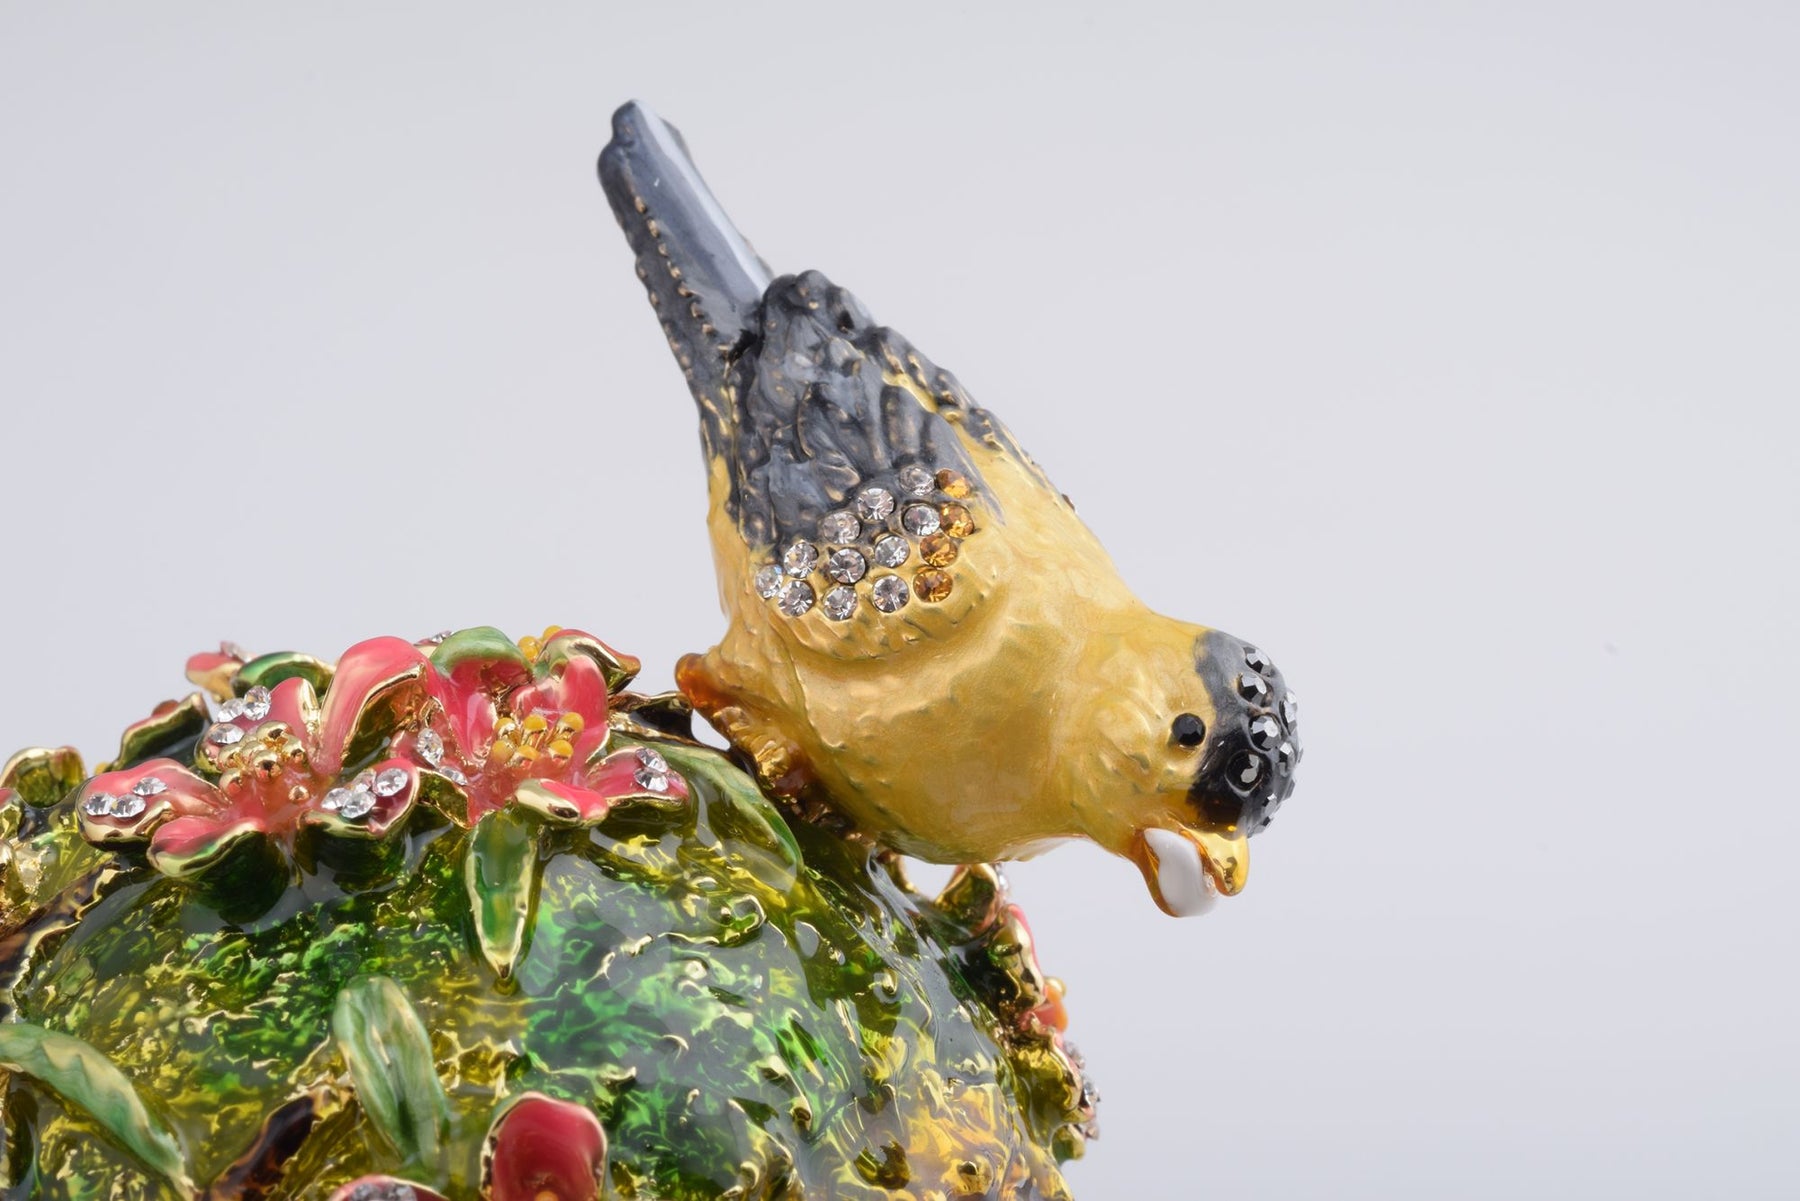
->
xmin=132 ymin=776 xmax=168 ymax=797
xmin=220 ymin=640 xmax=250 ymax=661
xmin=112 ymin=793 xmax=146 ymax=819
xmin=825 ymin=548 xmax=867 ymax=584
xmin=898 ymin=465 xmax=935 ymax=496
xmin=321 ymin=787 xmax=352 ymax=812
xmin=1236 ymin=673 xmax=1270 ymax=702
xmin=216 ymin=697 xmax=248 ymax=722
xmin=242 ymin=685 xmax=272 ymax=721
xmin=782 ymin=540 xmax=820 ymax=578
xmin=871 ymin=575 xmax=911 ymax=613
xmin=872 ymin=534 xmax=910 ymax=568
xmin=439 ymin=766 xmax=468 ymax=784
xmin=777 ymin=580 xmax=816 ymax=617
xmin=754 ymin=564 xmax=783 ymax=599
xmin=81 ymin=793 xmax=112 ymax=817
xmin=339 ymin=788 xmax=376 ymax=821
xmin=1249 ymin=715 xmax=1282 ymax=749
xmin=206 ymin=722 xmax=245 ymax=746
xmin=415 ymin=728 xmax=444 ymax=764
xmin=634 ymin=747 xmax=671 ymax=792
xmin=373 ymin=768 xmax=409 ymax=797
xmin=347 ymin=1183 xmax=417 ymax=1201
xmin=818 ymin=510 xmax=862 ymax=544
xmin=854 ymin=486 xmax=896 ymax=522
xmin=351 ymin=769 xmax=376 ymax=790
xmin=1281 ymin=691 xmax=1299 ymax=725
xmin=901 ymin=504 xmax=941 ymax=536
xmin=823 ymin=585 xmax=859 ymax=621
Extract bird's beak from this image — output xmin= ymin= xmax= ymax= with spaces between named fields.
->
xmin=1133 ymin=826 xmax=1250 ymax=918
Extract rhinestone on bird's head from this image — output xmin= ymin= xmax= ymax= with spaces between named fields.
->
xmin=873 ymin=534 xmax=910 ymax=568
xmin=818 ymin=511 xmax=862 ymax=544
xmin=1281 ymin=691 xmax=1299 ymax=725
xmin=898 ymin=465 xmax=935 ymax=496
xmin=1236 ymin=673 xmax=1270 ymax=702
xmin=633 ymin=746 xmax=671 ymax=792
xmin=1249 ymin=714 xmax=1282 ymax=749
xmin=754 ymin=564 xmax=783 ymax=599
xmin=871 ymin=575 xmax=910 ymax=613
xmin=338 ymin=789 xmax=376 ymax=821
xmin=913 ymin=568 xmax=954 ymax=603
xmin=902 ymin=504 xmax=941 ymax=536
xmin=206 ymin=722 xmax=245 ymax=746
xmin=1243 ymin=646 xmax=1273 ymax=675
xmin=1277 ymin=741 xmax=1296 ymax=776
xmin=855 ymin=486 xmax=896 ymax=523
xmin=415 ymin=728 xmax=444 ymax=765
xmin=825 ymin=548 xmax=867 ymax=585
xmin=938 ymin=503 xmax=975 ymax=538
xmin=132 ymin=775 xmax=168 ymax=797
xmin=777 ymin=580 xmax=815 ymax=617
xmin=242 ymin=685 xmax=272 ymax=722
xmin=823 ymin=585 xmax=859 ymax=621
xmin=1228 ymin=751 xmax=1264 ymax=790
xmin=782 ymin=540 xmax=820 ymax=578
xmin=373 ymin=768 xmax=409 ymax=797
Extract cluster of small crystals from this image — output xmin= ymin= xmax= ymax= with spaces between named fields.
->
xmin=321 ymin=767 xmax=409 ymax=823
xmin=79 ymin=773 xmax=164 ymax=820
xmin=203 ymin=684 xmax=273 ymax=749
xmin=411 ymin=727 xmax=466 ymax=785
xmin=1225 ymin=646 xmax=1301 ymax=827
xmin=752 ymin=466 xmax=978 ymax=623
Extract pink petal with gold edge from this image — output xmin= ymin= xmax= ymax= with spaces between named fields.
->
xmin=265 ymin=676 xmax=323 ymax=745
xmin=315 ymin=637 xmax=431 ymax=775
xmin=510 ymin=778 xmax=612 ymax=826
xmin=184 ymin=646 xmax=245 ymax=700
xmin=299 ymin=758 xmax=420 ymax=840
xmin=146 ymin=814 xmax=267 ymax=878
xmin=75 ymin=761 xmax=222 ymax=845
xmin=328 ymin=1176 xmax=447 ymax=1201
xmin=480 ymin=1092 xmax=607 ymax=1201
xmin=540 ymin=629 xmax=640 ymax=691
xmin=584 ymin=747 xmax=690 ymax=806
xmin=425 ymin=671 xmax=498 ymax=765
xmin=509 ymin=655 xmax=610 ymax=728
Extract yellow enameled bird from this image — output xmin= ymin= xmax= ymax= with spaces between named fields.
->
xmin=599 ymin=102 xmax=1300 ymax=916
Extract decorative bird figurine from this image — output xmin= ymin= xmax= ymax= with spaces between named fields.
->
xmin=599 ymin=102 xmax=1300 ymax=917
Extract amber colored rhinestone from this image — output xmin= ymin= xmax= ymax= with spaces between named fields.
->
xmin=939 ymin=503 xmax=975 ymax=537
xmin=913 ymin=568 xmax=954 ymax=602
xmin=919 ymin=533 xmax=960 ymax=567
xmin=935 ymin=468 xmax=972 ymax=498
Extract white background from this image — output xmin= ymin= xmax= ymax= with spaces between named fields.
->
xmin=2 ymin=5 xmax=1795 ymax=1198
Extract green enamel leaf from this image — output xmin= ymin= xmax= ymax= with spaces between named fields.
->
xmin=331 ymin=975 xmax=450 ymax=1177
xmin=0 ymin=1023 xmax=192 ymax=1193
xmin=429 ymin=626 xmax=529 ymax=683
xmin=657 ymin=741 xmax=801 ymax=881
xmin=107 ymin=693 xmax=209 ymax=772
xmin=465 ymin=807 xmax=540 ymax=982
xmin=0 ymin=746 xmax=85 ymax=809
xmin=236 ymin=651 xmax=335 ymax=697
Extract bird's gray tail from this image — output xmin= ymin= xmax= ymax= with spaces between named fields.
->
xmin=598 ymin=101 xmax=771 ymax=449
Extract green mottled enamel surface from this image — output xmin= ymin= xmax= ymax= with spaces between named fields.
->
xmin=2 ymin=736 xmax=1081 ymax=1199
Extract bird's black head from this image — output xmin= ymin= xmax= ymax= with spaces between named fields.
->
xmin=1185 ymin=629 xmax=1301 ymax=834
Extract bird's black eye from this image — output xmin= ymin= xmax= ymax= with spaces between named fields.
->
xmin=1171 ymin=713 xmax=1206 ymax=748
